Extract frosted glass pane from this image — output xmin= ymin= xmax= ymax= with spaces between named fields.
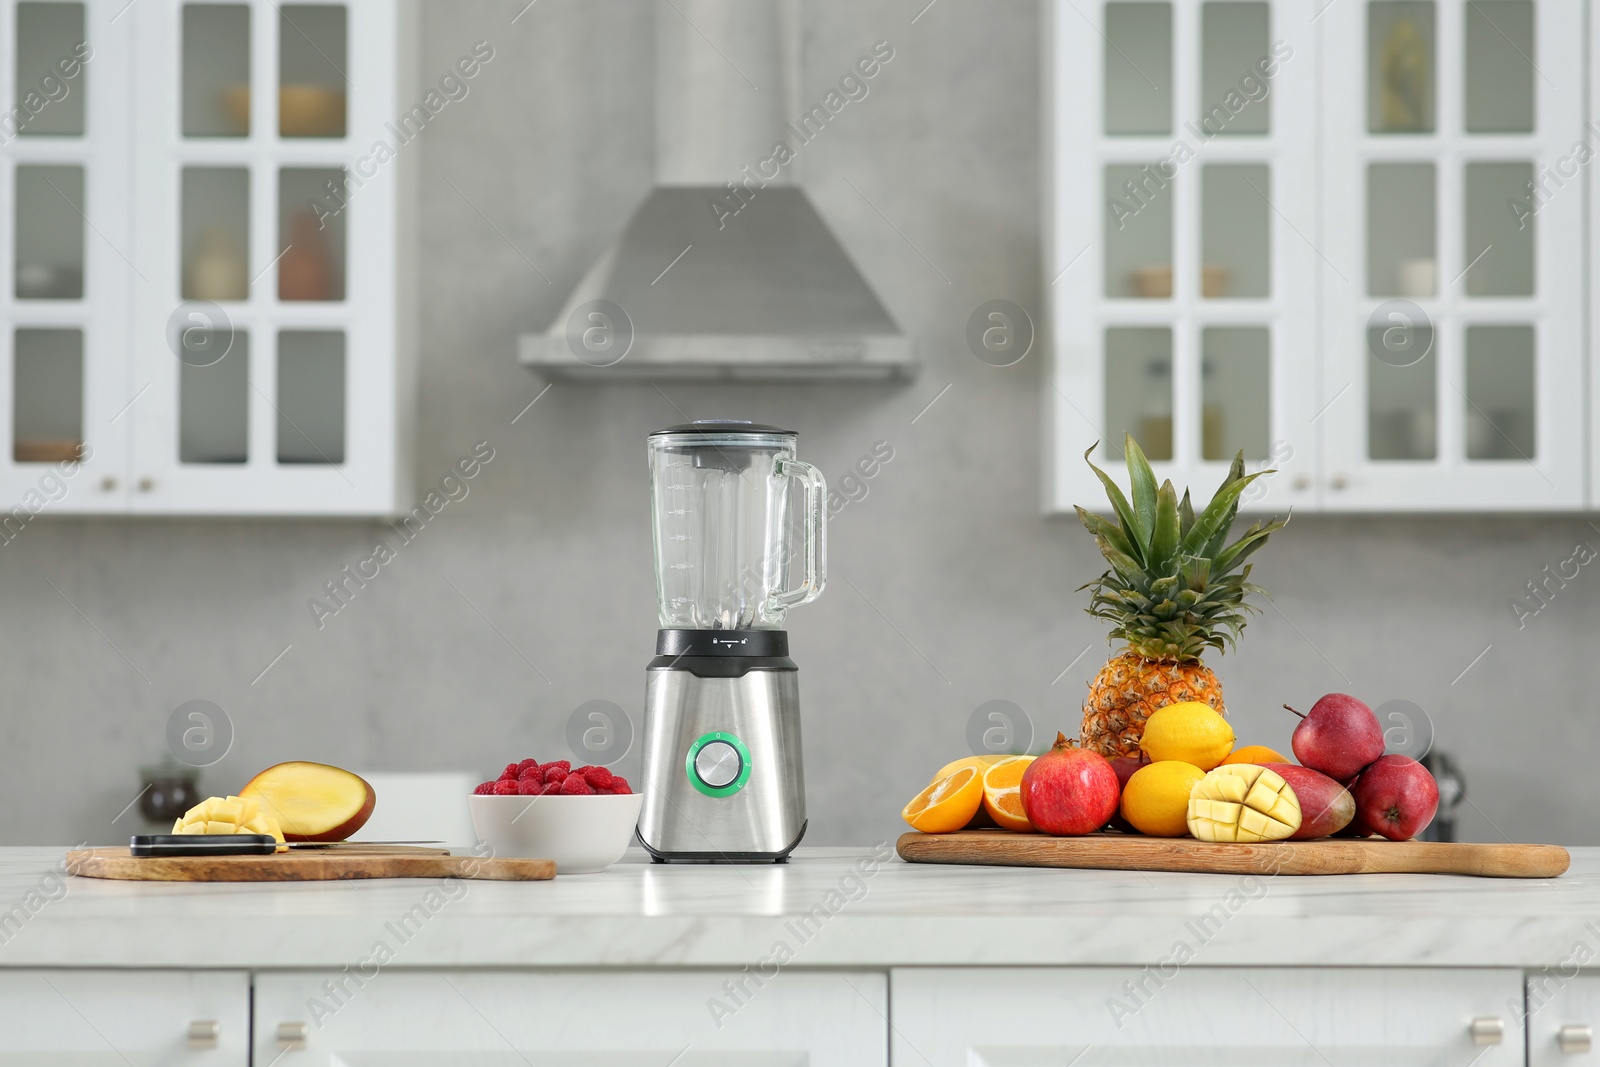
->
xmin=15 ymin=164 xmax=84 ymax=299
xmin=15 ymin=3 xmax=85 ymax=137
xmin=182 ymin=167 xmax=250 ymax=300
xmin=1200 ymin=2 xmax=1270 ymax=136
xmin=180 ymin=332 xmax=248 ymax=463
xmin=1104 ymin=3 xmax=1171 ymax=135
xmin=1465 ymin=1 xmax=1533 ymax=133
xmin=277 ymin=330 xmax=345 ymax=464
xmin=1464 ymin=162 xmax=1534 ymax=296
xmin=182 ymin=4 xmax=251 ymax=137
xmin=1368 ymin=1 xmax=1435 ymax=133
xmin=278 ymin=4 xmax=346 ymax=137
xmin=1367 ymin=325 xmax=1436 ymax=460
xmin=278 ymin=167 xmax=345 ymax=300
xmin=1106 ymin=327 xmax=1173 ymax=460
xmin=1465 ymin=325 xmax=1534 ymax=460
xmin=13 ymin=328 xmax=82 ymax=462
xmin=1367 ymin=163 xmax=1436 ymax=297
xmin=1105 ymin=164 xmax=1173 ymax=299
xmin=1202 ymin=327 xmax=1269 ymax=460
xmin=1201 ymin=164 xmax=1269 ymax=298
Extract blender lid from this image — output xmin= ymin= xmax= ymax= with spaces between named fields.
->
xmin=651 ymin=420 xmax=796 ymax=437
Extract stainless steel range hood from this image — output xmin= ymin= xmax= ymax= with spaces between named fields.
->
xmin=519 ymin=0 xmax=914 ymax=381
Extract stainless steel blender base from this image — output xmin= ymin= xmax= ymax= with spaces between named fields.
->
xmin=637 ymin=666 xmax=806 ymax=861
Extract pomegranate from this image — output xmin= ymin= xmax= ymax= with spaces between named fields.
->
xmin=1020 ymin=732 xmax=1120 ymax=836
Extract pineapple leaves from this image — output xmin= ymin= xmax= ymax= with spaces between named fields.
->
xmin=1178 ymin=488 xmax=1195 ymax=538
xmin=1074 ymin=506 xmax=1138 ymax=564
xmin=1148 ymin=480 xmax=1181 ymax=570
xmin=1082 ymin=445 xmax=1145 ymax=566
xmin=1123 ymin=434 xmax=1159 ymax=552
xmin=1182 ymin=468 xmax=1270 ymax=557
xmin=1211 ymin=516 xmax=1289 ymax=576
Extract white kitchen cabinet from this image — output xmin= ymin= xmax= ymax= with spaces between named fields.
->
xmin=1046 ymin=0 xmax=1320 ymax=515
xmin=252 ymin=970 xmax=888 ymax=1064
xmin=1046 ymin=0 xmax=1591 ymax=513
xmin=1320 ymin=0 xmax=1585 ymax=510
xmin=0 ymin=0 xmax=132 ymax=515
xmin=1525 ymin=971 xmax=1600 ymax=1065
xmin=0 ymin=0 xmax=416 ymax=517
xmin=892 ymin=966 xmax=1524 ymax=1066
xmin=0 ymin=969 xmax=250 ymax=1064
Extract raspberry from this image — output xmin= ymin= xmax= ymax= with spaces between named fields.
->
xmin=516 ymin=758 xmax=541 ymax=776
xmin=500 ymin=763 xmax=520 ymax=781
xmin=609 ymin=776 xmax=630 ymax=793
xmin=493 ymin=779 xmax=519 ymax=795
xmin=518 ymin=767 xmax=543 ymax=781
xmin=473 ymin=781 xmax=496 ymax=795
xmin=580 ymin=766 xmax=615 ymax=789
xmin=607 ymin=784 xmax=632 ymax=795
xmin=560 ymin=774 xmax=594 ymax=795
xmin=517 ymin=777 xmax=544 ymax=795
xmin=540 ymin=760 xmax=571 ymax=777
xmin=543 ymin=766 xmax=568 ymax=785
xmin=542 ymin=782 xmax=565 ymax=795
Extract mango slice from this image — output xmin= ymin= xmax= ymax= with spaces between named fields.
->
xmin=1187 ymin=764 xmax=1301 ymax=842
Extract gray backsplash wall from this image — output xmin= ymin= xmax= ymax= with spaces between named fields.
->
xmin=4 ymin=0 xmax=1597 ymax=847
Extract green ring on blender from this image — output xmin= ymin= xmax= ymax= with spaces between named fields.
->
xmin=685 ymin=731 xmax=752 ymax=798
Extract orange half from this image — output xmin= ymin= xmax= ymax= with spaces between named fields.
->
xmin=1221 ymin=745 xmax=1290 ymax=766
xmin=980 ymin=755 xmax=1036 ymax=832
xmin=901 ymin=767 xmax=984 ymax=834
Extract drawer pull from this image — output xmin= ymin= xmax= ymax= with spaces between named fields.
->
xmin=187 ymin=1019 xmax=219 ymax=1049
xmin=277 ymin=1021 xmax=308 ymax=1050
xmin=1560 ymin=1024 xmax=1593 ymax=1054
xmin=1470 ymin=1017 xmax=1504 ymax=1045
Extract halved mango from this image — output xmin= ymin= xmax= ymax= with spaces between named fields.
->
xmin=239 ymin=761 xmax=375 ymax=842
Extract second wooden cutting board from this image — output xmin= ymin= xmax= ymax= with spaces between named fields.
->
xmin=66 ymin=844 xmax=556 ymax=882
xmin=897 ymin=831 xmax=1569 ymax=878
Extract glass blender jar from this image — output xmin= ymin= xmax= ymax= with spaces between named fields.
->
xmin=637 ymin=421 xmax=826 ymax=862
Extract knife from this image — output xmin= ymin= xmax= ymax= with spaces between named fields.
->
xmin=130 ymin=835 xmax=446 ymax=857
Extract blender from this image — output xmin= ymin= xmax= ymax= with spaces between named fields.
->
xmin=637 ymin=421 xmax=826 ymax=862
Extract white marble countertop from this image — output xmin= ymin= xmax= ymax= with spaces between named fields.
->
xmin=3 ymin=845 xmax=1596 ymax=970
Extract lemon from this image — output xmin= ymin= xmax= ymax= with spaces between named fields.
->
xmin=1120 ymin=761 xmax=1207 ymax=837
xmin=1139 ymin=701 xmax=1235 ymax=770
xmin=1221 ymin=744 xmax=1289 ymax=766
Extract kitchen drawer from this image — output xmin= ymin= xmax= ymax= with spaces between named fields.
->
xmin=1526 ymin=971 xmax=1600 ymax=1065
xmin=890 ymin=966 xmax=1523 ymax=1066
xmin=253 ymin=970 xmax=887 ymax=1064
xmin=0 ymin=969 xmax=249 ymax=1065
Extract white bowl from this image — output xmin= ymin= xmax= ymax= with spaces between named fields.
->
xmin=468 ymin=793 xmax=643 ymax=874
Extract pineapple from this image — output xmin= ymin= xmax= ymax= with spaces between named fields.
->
xmin=1076 ymin=436 xmax=1287 ymax=758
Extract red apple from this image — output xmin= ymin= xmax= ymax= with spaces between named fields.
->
xmin=1286 ymin=694 xmax=1385 ymax=781
xmin=1020 ymin=733 xmax=1120 ymax=836
xmin=1263 ymin=763 xmax=1355 ymax=839
xmin=1108 ymin=753 xmax=1150 ymax=791
xmin=1350 ymin=754 xmax=1439 ymax=841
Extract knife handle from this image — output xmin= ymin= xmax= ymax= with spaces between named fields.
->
xmin=130 ymin=834 xmax=278 ymax=857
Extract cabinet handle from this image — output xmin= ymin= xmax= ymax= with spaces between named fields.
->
xmin=1559 ymin=1024 xmax=1593 ymax=1053
xmin=137 ymin=477 xmax=155 ymax=493
xmin=187 ymin=1019 xmax=219 ymax=1049
xmin=99 ymin=476 xmax=117 ymax=492
xmin=277 ymin=1021 xmax=308 ymax=1050
xmin=1293 ymin=475 xmax=1311 ymax=490
xmin=1329 ymin=474 xmax=1349 ymax=491
xmin=1470 ymin=1017 xmax=1505 ymax=1045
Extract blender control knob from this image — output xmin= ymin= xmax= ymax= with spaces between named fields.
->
xmin=694 ymin=741 xmax=743 ymax=789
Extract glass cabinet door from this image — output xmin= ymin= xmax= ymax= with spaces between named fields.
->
xmin=1048 ymin=0 xmax=1319 ymax=514
xmin=129 ymin=0 xmax=399 ymax=515
xmin=1321 ymin=0 xmax=1585 ymax=509
xmin=0 ymin=0 xmax=134 ymax=513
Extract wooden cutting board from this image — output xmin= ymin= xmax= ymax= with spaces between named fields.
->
xmin=897 ymin=832 xmax=1569 ymax=879
xmin=66 ymin=844 xmax=555 ymax=882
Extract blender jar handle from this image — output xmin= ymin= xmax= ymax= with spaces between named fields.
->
xmin=769 ymin=457 xmax=827 ymax=610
